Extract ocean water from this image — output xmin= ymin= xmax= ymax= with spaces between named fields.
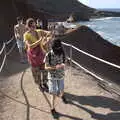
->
xmin=98 ymin=8 xmax=120 ymax=12
xmin=78 ymin=17 xmax=120 ymax=47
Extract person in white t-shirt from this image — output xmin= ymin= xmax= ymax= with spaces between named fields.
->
xmin=14 ymin=17 xmax=26 ymax=63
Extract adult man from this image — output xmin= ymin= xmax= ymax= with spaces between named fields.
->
xmin=14 ymin=17 xmax=26 ymax=63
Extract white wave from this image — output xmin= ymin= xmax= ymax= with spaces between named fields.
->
xmin=63 ymin=22 xmax=78 ymax=28
xmin=91 ymin=17 xmax=114 ymax=21
xmin=87 ymin=24 xmax=97 ymax=28
xmin=97 ymin=31 xmax=105 ymax=36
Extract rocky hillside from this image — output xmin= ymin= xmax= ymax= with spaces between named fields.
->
xmin=26 ymin=0 xmax=94 ymax=20
xmin=61 ymin=26 xmax=120 ymax=82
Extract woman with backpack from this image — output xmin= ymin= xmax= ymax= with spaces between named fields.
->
xmin=24 ymin=18 xmax=51 ymax=91
xmin=44 ymin=39 xmax=68 ymax=119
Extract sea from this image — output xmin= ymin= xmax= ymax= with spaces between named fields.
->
xmin=64 ymin=9 xmax=120 ymax=47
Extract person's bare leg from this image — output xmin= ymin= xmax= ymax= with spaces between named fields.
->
xmin=51 ymin=94 xmax=59 ymax=119
xmin=51 ymin=94 xmax=56 ymax=109
xmin=19 ymin=47 xmax=26 ymax=63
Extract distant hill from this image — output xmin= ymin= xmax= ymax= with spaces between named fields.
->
xmin=25 ymin=0 xmax=95 ymax=21
xmin=26 ymin=0 xmax=94 ymax=13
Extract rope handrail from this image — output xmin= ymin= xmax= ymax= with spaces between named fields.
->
xmin=6 ymin=36 xmax=14 ymax=45
xmin=0 ymin=36 xmax=15 ymax=72
xmin=0 ymin=37 xmax=14 ymax=56
xmin=68 ymin=57 xmax=120 ymax=96
xmin=0 ymin=43 xmax=5 ymax=55
xmin=6 ymin=42 xmax=16 ymax=55
xmin=62 ymin=41 xmax=120 ymax=96
xmin=0 ymin=55 xmax=6 ymax=72
xmin=62 ymin=42 xmax=120 ymax=69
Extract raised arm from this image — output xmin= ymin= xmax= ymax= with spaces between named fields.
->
xmin=26 ymin=38 xmax=42 ymax=49
xmin=38 ymin=29 xmax=52 ymax=38
xmin=24 ymin=33 xmax=42 ymax=49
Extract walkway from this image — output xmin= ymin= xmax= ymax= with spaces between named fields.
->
xmin=0 ymin=52 xmax=120 ymax=120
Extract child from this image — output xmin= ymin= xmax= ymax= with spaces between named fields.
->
xmin=44 ymin=39 xmax=68 ymax=119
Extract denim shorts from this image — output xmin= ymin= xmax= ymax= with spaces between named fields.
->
xmin=16 ymin=39 xmax=24 ymax=48
xmin=48 ymin=79 xmax=64 ymax=95
xmin=16 ymin=39 xmax=25 ymax=54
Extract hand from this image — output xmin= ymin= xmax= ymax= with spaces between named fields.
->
xmin=60 ymin=63 xmax=65 ymax=68
xmin=56 ymin=64 xmax=65 ymax=69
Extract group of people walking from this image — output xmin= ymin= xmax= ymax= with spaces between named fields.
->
xmin=14 ymin=17 xmax=67 ymax=119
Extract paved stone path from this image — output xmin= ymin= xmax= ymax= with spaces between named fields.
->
xmin=0 ymin=55 xmax=120 ymax=120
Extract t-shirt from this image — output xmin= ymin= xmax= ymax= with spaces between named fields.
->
xmin=14 ymin=24 xmax=26 ymax=40
xmin=45 ymin=50 xmax=65 ymax=80
xmin=24 ymin=29 xmax=50 ymax=53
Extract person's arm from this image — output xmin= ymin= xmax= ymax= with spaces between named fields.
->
xmin=55 ymin=63 xmax=65 ymax=69
xmin=41 ymin=30 xmax=52 ymax=37
xmin=42 ymin=34 xmax=53 ymax=46
xmin=14 ymin=26 xmax=18 ymax=39
xmin=44 ymin=53 xmax=56 ymax=71
xmin=45 ymin=64 xmax=56 ymax=71
xmin=24 ymin=33 xmax=42 ymax=49
xmin=25 ymin=38 xmax=42 ymax=49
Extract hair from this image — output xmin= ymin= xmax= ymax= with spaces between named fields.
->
xmin=17 ymin=16 xmax=23 ymax=22
xmin=52 ymin=39 xmax=64 ymax=56
xmin=26 ymin=18 xmax=35 ymax=28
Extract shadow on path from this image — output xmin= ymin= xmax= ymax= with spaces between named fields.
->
xmin=70 ymin=101 xmax=120 ymax=120
xmin=65 ymin=93 xmax=120 ymax=120
xmin=65 ymin=93 xmax=120 ymax=111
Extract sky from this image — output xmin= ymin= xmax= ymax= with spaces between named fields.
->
xmin=79 ymin=0 xmax=120 ymax=8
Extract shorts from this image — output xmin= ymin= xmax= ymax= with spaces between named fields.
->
xmin=48 ymin=79 xmax=64 ymax=95
xmin=16 ymin=39 xmax=24 ymax=53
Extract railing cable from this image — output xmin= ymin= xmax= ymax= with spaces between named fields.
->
xmin=62 ymin=42 xmax=120 ymax=69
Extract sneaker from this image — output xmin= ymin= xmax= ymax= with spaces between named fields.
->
xmin=62 ymin=96 xmax=68 ymax=104
xmin=51 ymin=109 xmax=59 ymax=119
